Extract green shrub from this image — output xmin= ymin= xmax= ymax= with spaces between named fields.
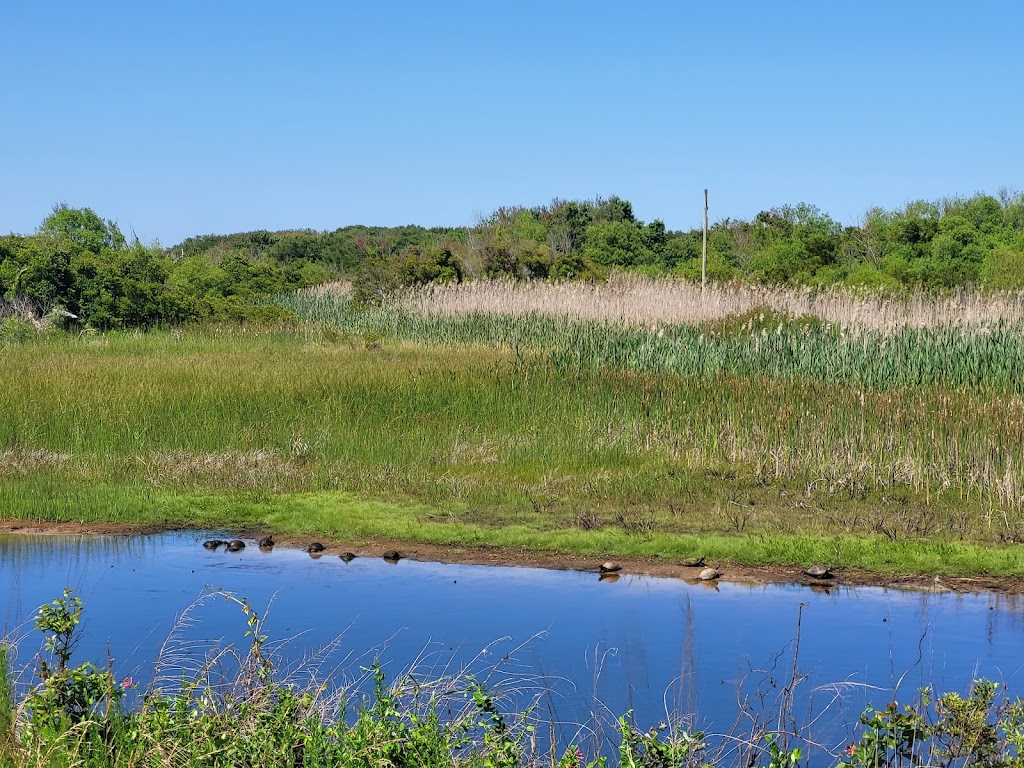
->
xmin=0 ymin=316 xmax=36 ymax=347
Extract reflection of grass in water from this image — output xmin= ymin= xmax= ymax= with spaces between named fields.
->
xmin=2 ymin=327 xmax=1024 ymax=576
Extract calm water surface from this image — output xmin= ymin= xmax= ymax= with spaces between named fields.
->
xmin=3 ymin=531 xmax=1023 ymax=755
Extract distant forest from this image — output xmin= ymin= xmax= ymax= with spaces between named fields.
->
xmin=2 ymin=191 xmax=1024 ymax=329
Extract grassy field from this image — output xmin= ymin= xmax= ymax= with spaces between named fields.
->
xmin=3 ymin=279 xmax=1024 ymax=578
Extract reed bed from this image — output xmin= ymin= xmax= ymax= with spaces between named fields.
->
xmin=299 ymin=276 xmax=1024 ymax=332
xmin=277 ymin=292 xmax=1024 ymax=394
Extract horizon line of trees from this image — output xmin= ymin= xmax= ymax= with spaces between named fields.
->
xmin=166 ymin=190 xmax=1024 ymax=302
xmin=3 ymin=190 xmax=1024 ymax=329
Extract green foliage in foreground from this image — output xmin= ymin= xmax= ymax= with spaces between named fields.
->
xmin=4 ymin=591 xmax=1024 ymax=768
xmin=3 ymin=325 xmax=1024 ymax=576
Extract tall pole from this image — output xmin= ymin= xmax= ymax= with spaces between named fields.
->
xmin=701 ymin=188 xmax=708 ymax=292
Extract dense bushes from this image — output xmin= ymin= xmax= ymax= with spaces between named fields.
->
xmin=0 ymin=205 xmax=332 ymax=330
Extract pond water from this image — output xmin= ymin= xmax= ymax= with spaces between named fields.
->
xmin=3 ymin=531 xmax=1024 ymax=760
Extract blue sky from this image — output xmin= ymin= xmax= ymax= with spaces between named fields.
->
xmin=2 ymin=2 xmax=1022 ymax=246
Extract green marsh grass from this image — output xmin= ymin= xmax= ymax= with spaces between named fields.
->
xmin=2 ymin=318 xmax=1024 ymax=576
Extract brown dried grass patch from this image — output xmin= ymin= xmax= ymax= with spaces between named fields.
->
xmin=0 ymin=449 xmax=71 ymax=477
xmin=140 ymin=450 xmax=311 ymax=491
xmin=383 ymin=274 xmax=1024 ymax=333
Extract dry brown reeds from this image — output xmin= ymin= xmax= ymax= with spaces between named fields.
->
xmin=350 ymin=275 xmax=1024 ymax=333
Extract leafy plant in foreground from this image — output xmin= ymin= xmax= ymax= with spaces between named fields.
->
xmin=617 ymin=711 xmax=706 ymax=768
xmin=28 ymin=589 xmax=124 ymax=729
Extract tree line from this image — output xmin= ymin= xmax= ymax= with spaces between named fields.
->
xmin=0 ymin=205 xmax=335 ymax=329
xmin=292 ymin=191 xmax=1024 ymax=303
xmin=3 ymin=191 xmax=1024 ymax=329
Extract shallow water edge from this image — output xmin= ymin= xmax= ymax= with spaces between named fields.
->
xmin=2 ymin=519 xmax=1021 ymax=595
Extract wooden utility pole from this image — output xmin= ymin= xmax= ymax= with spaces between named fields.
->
xmin=701 ymin=189 xmax=708 ymax=292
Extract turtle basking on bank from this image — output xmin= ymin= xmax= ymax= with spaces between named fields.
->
xmin=258 ymin=536 xmax=274 ymax=549
xmin=307 ymin=542 xmax=325 ymax=554
xmin=382 ymin=550 xmax=402 ymax=562
xmin=696 ymin=567 xmax=721 ymax=581
xmin=599 ymin=562 xmax=622 ymax=574
xmin=680 ymin=556 xmax=706 ymax=568
xmin=803 ymin=564 xmax=834 ymax=579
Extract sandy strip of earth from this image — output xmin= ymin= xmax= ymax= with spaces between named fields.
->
xmin=3 ymin=520 xmax=1021 ymax=596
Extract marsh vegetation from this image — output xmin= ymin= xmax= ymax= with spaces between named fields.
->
xmin=3 ymin=275 xmax=1024 ymax=576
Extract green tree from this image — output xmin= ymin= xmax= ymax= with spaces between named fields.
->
xmin=39 ymin=204 xmax=126 ymax=253
xmin=591 ymin=195 xmax=635 ymax=223
xmin=751 ymin=240 xmax=813 ymax=283
xmin=583 ymin=220 xmax=653 ymax=267
xmin=544 ymin=200 xmax=592 ymax=255
xmin=399 ymin=245 xmax=465 ymax=285
xmin=980 ymin=248 xmax=1024 ymax=289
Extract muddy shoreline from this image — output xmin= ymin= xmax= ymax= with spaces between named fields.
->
xmin=3 ymin=519 xmax=1022 ymax=595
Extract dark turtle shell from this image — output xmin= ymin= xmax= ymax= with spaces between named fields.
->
xmin=382 ymin=550 xmax=401 ymax=562
xmin=339 ymin=552 xmax=357 ymax=562
xmin=680 ymin=556 xmax=706 ymax=567
xmin=258 ymin=536 xmax=274 ymax=548
xmin=306 ymin=542 xmax=325 ymax=553
xmin=225 ymin=539 xmax=245 ymax=552
xmin=202 ymin=539 xmax=224 ymax=550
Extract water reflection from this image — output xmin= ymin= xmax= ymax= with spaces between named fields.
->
xmin=3 ymin=531 xmax=1024 ymax=755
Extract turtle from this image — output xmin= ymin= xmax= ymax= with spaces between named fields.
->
xmin=306 ymin=542 xmax=325 ymax=554
xmin=339 ymin=552 xmax=357 ymax=563
xmin=202 ymin=539 xmax=224 ymax=550
xmin=225 ymin=539 xmax=246 ymax=552
xmin=382 ymin=550 xmax=402 ymax=562
xmin=258 ymin=535 xmax=274 ymax=548
xmin=680 ymin=555 xmax=706 ymax=568
xmin=599 ymin=561 xmax=622 ymax=574
xmin=696 ymin=567 xmax=721 ymax=581
xmin=803 ymin=564 xmax=834 ymax=580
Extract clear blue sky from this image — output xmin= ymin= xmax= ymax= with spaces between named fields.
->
xmin=2 ymin=2 xmax=1022 ymax=246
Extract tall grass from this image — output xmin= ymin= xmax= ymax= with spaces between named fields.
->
xmin=295 ymin=276 xmax=1024 ymax=331
xmin=277 ymin=287 xmax=1024 ymax=394
xmin=2 ymin=326 xmax=1024 ymax=566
